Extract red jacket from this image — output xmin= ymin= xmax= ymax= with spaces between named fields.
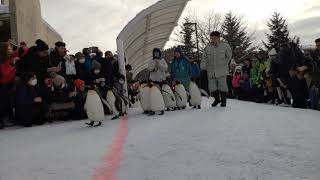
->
xmin=0 ymin=57 xmax=16 ymax=84
xmin=232 ymin=73 xmax=242 ymax=88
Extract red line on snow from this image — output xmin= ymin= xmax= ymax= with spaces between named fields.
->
xmin=92 ymin=115 xmax=129 ymax=180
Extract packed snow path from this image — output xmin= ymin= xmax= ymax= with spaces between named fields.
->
xmin=1 ymin=99 xmax=320 ymax=180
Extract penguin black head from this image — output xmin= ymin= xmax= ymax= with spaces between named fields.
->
xmin=87 ymin=84 xmax=96 ymax=90
xmin=147 ymin=82 xmax=153 ymax=88
xmin=106 ymin=85 xmax=113 ymax=91
xmin=162 ymin=80 xmax=169 ymax=85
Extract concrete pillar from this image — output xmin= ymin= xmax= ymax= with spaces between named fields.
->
xmin=8 ymin=0 xmax=18 ymax=44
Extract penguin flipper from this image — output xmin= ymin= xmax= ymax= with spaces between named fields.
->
xmin=173 ymin=91 xmax=183 ymax=101
xmin=200 ymin=89 xmax=210 ymax=98
xmin=162 ymin=90 xmax=175 ymax=102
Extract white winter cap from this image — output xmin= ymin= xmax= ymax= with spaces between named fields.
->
xmin=268 ymin=48 xmax=277 ymax=56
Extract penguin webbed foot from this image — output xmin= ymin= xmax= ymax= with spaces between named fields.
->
xmin=159 ymin=111 xmax=164 ymax=115
xmin=148 ymin=111 xmax=155 ymax=116
xmin=94 ymin=121 xmax=102 ymax=127
xmin=111 ymin=116 xmax=119 ymax=120
xmin=85 ymin=121 xmax=95 ymax=127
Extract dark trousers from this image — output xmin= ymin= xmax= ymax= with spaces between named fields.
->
xmin=0 ymin=84 xmax=15 ymax=126
xmin=15 ymin=103 xmax=48 ymax=127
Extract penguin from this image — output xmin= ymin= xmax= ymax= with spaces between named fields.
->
xmin=174 ymin=82 xmax=188 ymax=110
xmin=84 ymin=88 xmax=105 ymax=127
xmin=149 ymin=83 xmax=165 ymax=116
xmin=106 ymin=88 xmax=120 ymax=120
xmin=138 ymin=81 xmax=151 ymax=114
xmin=161 ymin=83 xmax=176 ymax=111
xmin=188 ymin=81 xmax=202 ymax=109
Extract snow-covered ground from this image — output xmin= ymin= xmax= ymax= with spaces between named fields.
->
xmin=1 ymin=99 xmax=320 ymax=180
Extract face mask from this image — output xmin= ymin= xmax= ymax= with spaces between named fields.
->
xmin=79 ymin=58 xmax=85 ymax=63
xmin=119 ymin=79 xmax=125 ymax=85
xmin=29 ymin=79 xmax=37 ymax=86
xmin=94 ymin=70 xmax=100 ymax=74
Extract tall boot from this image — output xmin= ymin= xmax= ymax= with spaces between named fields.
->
xmin=0 ymin=118 xmax=4 ymax=129
xmin=220 ymin=91 xmax=227 ymax=107
xmin=211 ymin=90 xmax=221 ymax=107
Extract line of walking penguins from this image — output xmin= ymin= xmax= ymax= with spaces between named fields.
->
xmin=84 ymin=80 xmax=207 ymax=127
xmin=138 ymin=81 xmax=203 ymax=116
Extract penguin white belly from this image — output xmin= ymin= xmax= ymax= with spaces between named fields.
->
xmin=150 ymin=86 xmax=165 ymax=112
xmin=139 ymin=85 xmax=150 ymax=111
xmin=189 ymin=82 xmax=202 ymax=106
xmin=175 ymin=84 xmax=188 ymax=108
xmin=106 ymin=90 xmax=119 ymax=116
xmin=162 ymin=84 xmax=176 ymax=108
xmin=85 ymin=90 xmax=105 ymax=122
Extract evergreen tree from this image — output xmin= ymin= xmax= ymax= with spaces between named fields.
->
xmin=263 ymin=12 xmax=290 ymax=51
xmin=180 ymin=18 xmax=196 ymax=61
xmin=222 ymin=11 xmax=252 ymax=59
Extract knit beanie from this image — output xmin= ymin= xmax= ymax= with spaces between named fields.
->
xmin=74 ymin=79 xmax=85 ymax=89
xmin=35 ymin=39 xmax=49 ymax=51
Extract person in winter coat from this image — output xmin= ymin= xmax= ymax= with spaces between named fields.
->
xmin=88 ymin=60 xmax=107 ymax=95
xmin=15 ymin=72 xmax=48 ymax=127
xmin=75 ymin=52 xmax=91 ymax=84
xmin=18 ymin=42 xmax=29 ymax=58
xmin=242 ymin=58 xmax=252 ymax=75
xmin=200 ymin=31 xmax=232 ymax=107
xmin=191 ymin=61 xmax=201 ymax=86
xmin=232 ymin=66 xmax=242 ymax=98
xmin=64 ymin=55 xmax=77 ymax=84
xmin=47 ymin=72 xmax=69 ymax=103
xmin=99 ymin=51 xmax=115 ymax=87
xmin=105 ymin=51 xmax=120 ymax=78
xmin=17 ymin=39 xmax=50 ymax=86
xmin=170 ymin=47 xmax=192 ymax=89
xmin=287 ymin=67 xmax=309 ymax=108
xmin=303 ymin=68 xmax=320 ymax=110
xmin=0 ymin=42 xmax=16 ymax=129
xmin=69 ymin=79 xmax=88 ymax=120
xmin=148 ymin=48 xmax=168 ymax=84
xmin=48 ymin=41 xmax=67 ymax=78
xmin=311 ymin=38 xmax=320 ymax=71
xmin=239 ymin=72 xmax=253 ymax=101
xmin=268 ymin=48 xmax=291 ymax=105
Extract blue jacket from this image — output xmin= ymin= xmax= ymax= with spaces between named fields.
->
xmin=84 ymin=56 xmax=93 ymax=72
xmin=170 ymin=57 xmax=192 ymax=85
xmin=191 ymin=63 xmax=200 ymax=78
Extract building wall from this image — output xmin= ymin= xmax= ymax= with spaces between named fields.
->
xmin=9 ymin=0 xmax=62 ymax=47
xmin=3 ymin=0 xmax=9 ymax=5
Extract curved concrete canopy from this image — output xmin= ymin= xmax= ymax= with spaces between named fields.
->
xmin=117 ymin=0 xmax=190 ymax=80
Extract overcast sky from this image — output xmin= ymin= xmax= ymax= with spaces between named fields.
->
xmin=40 ymin=0 xmax=320 ymax=53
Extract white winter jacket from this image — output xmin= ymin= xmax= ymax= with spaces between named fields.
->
xmin=148 ymin=58 xmax=168 ymax=82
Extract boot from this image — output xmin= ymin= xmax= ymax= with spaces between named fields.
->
xmin=148 ymin=111 xmax=155 ymax=116
xmin=0 ymin=119 xmax=4 ymax=129
xmin=211 ymin=91 xmax=221 ymax=107
xmin=220 ymin=91 xmax=227 ymax=107
xmin=159 ymin=111 xmax=164 ymax=115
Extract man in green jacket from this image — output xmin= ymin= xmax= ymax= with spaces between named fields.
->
xmin=200 ymin=31 xmax=232 ymax=107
